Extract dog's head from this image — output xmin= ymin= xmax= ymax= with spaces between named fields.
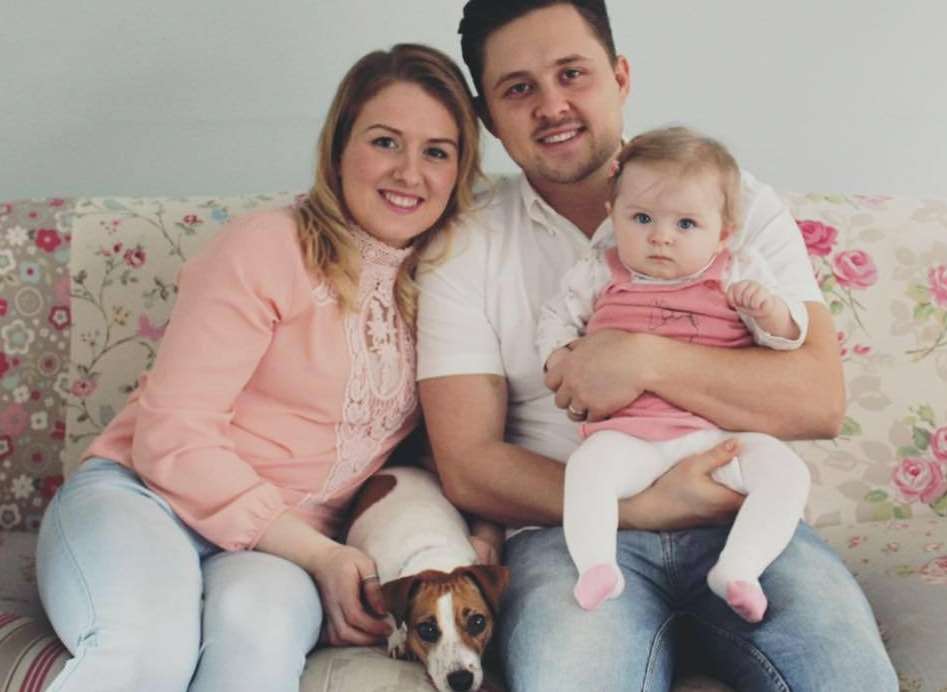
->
xmin=383 ymin=564 xmax=510 ymax=692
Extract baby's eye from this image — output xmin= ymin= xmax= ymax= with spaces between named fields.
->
xmin=632 ymin=212 xmax=652 ymax=224
xmin=677 ymin=218 xmax=697 ymax=230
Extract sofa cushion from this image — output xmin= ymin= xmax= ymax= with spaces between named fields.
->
xmin=820 ymin=517 xmax=947 ymax=692
xmin=0 ymin=199 xmax=73 ymax=532
xmin=0 ymin=613 xmax=67 ymax=692
xmin=782 ymin=193 xmax=947 ymax=529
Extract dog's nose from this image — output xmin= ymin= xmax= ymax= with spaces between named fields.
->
xmin=447 ymin=669 xmax=474 ymax=691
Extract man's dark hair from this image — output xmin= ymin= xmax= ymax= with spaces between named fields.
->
xmin=459 ymin=0 xmax=617 ymax=100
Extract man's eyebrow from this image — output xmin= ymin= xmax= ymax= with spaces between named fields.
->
xmin=492 ymin=54 xmax=591 ymax=91
xmin=363 ymin=124 xmax=458 ymax=148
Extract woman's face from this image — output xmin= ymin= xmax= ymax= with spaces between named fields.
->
xmin=339 ymin=81 xmax=460 ymax=248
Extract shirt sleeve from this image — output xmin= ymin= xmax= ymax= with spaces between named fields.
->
xmin=535 ymin=248 xmax=611 ymax=365
xmin=416 ymin=221 xmax=505 ymax=380
xmin=734 ymin=170 xmax=824 ymax=305
xmin=130 ymin=212 xmax=301 ymax=550
xmin=728 ymin=247 xmax=809 ymax=351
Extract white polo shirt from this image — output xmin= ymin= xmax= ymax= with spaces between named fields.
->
xmin=416 ymin=171 xmax=822 ymax=464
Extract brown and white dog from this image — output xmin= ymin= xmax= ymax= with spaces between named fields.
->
xmin=346 ymin=466 xmax=509 ymax=692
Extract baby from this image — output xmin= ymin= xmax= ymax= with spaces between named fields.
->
xmin=536 ymin=126 xmax=812 ymax=622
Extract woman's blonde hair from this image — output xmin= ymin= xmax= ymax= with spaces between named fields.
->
xmin=609 ymin=126 xmax=742 ymax=229
xmin=295 ymin=43 xmax=483 ymax=324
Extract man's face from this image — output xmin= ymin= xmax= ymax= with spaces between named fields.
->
xmin=479 ymin=4 xmax=630 ymax=186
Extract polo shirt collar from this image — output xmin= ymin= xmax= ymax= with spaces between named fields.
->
xmin=517 ymin=173 xmax=614 ymax=248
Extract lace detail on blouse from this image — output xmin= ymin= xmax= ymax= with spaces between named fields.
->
xmin=322 ymin=228 xmax=417 ymax=498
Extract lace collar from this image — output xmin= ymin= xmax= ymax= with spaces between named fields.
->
xmin=348 ymin=225 xmax=414 ymax=270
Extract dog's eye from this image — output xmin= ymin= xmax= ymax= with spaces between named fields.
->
xmin=466 ymin=614 xmax=487 ymax=635
xmin=417 ymin=621 xmax=440 ymax=643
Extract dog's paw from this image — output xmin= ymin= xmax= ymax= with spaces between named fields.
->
xmin=387 ymin=622 xmax=408 ymax=659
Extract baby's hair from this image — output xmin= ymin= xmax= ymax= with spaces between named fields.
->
xmin=609 ymin=126 xmax=742 ymax=229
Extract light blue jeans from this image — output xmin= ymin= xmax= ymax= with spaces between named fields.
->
xmin=35 ymin=458 xmax=323 ymax=692
xmin=499 ymin=524 xmax=898 ymax=692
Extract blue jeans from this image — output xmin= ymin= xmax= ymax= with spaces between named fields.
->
xmin=35 ymin=458 xmax=323 ymax=692
xmin=499 ymin=524 xmax=897 ymax=692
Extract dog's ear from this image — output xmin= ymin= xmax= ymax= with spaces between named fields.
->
xmin=381 ymin=575 xmax=422 ymax=626
xmin=456 ymin=565 xmax=510 ymax=616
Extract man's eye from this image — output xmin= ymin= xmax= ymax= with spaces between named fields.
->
xmin=417 ymin=621 xmax=440 ymax=643
xmin=562 ymin=68 xmax=583 ymax=81
xmin=677 ymin=218 xmax=697 ymax=230
xmin=632 ymin=212 xmax=652 ymax=224
xmin=466 ymin=614 xmax=487 ymax=636
xmin=372 ymin=136 xmax=397 ymax=149
xmin=505 ymin=83 xmax=532 ymax=98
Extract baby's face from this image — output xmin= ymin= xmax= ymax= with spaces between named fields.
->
xmin=611 ymin=161 xmax=728 ymax=279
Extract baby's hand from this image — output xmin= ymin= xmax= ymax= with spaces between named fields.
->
xmin=726 ymin=280 xmax=775 ymax=319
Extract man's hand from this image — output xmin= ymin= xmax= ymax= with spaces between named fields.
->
xmin=619 ymin=438 xmax=745 ymax=530
xmin=544 ymin=329 xmax=656 ymax=422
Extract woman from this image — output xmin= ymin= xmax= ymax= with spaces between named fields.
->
xmin=36 ymin=43 xmax=482 ymax=691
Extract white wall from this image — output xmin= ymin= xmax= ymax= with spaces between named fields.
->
xmin=3 ymin=1 xmax=945 ymax=199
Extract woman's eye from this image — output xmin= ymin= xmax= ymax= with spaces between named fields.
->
xmin=417 ymin=621 xmax=440 ymax=643
xmin=372 ymin=136 xmax=397 ymax=149
xmin=677 ymin=218 xmax=697 ymax=230
xmin=632 ymin=212 xmax=652 ymax=224
xmin=426 ymin=147 xmax=450 ymax=160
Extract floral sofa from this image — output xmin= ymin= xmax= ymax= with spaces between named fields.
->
xmin=1 ymin=190 xmax=946 ymax=692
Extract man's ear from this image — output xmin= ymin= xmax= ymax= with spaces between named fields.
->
xmin=382 ymin=575 xmax=422 ymax=626
xmin=475 ymin=95 xmax=496 ymax=136
xmin=614 ymin=54 xmax=632 ymax=101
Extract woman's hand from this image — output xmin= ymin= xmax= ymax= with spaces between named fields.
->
xmin=468 ymin=518 xmax=505 ymax=565
xmin=309 ymin=542 xmax=392 ymax=647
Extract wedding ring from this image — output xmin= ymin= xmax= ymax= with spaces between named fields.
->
xmin=567 ymin=404 xmax=587 ymax=422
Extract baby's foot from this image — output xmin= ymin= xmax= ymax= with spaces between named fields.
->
xmin=574 ymin=563 xmax=624 ymax=610
xmin=725 ymin=580 xmax=768 ymax=623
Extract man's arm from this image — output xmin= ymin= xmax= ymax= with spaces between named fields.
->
xmin=420 ymin=373 xmax=744 ymax=530
xmin=547 ymin=302 xmax=844 ymax=439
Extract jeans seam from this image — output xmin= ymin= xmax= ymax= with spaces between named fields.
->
xmin=640 ymin=614 xmax=677 ymax=692
xmin=686 ymin=613 xmax=791 ymax=692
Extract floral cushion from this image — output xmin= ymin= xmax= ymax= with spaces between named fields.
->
xmin=784 ymin=194 xmax=947 ymax=529
xmin=0 ymin=200 xmax=73 ymax=532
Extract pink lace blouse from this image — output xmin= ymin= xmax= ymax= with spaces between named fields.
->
xmin=85 ymin=209 xmax=419 ymax=550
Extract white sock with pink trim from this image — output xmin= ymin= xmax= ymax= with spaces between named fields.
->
xmin=573 ymin=563 xmax=625 ymax=611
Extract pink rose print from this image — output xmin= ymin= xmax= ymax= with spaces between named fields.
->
xmin=138 ymin=315 xmax=167 ymax=341
xmin=182 ymin=214 xmax=202 ymax=225
xmin=48 ymin=198 xmax=65 ymax=207
xmin=931 ymin=426 xmax=947 ymax=462
xmin=0 ymin=298 xmax=7 ymax=317
xmin=892 ymin=457 xmax=947 ymax=504
xmin=35 ymin=229 xmax=63 ymax=253
xmin=928 ymin=265 xmax=947 ymax=309
xmin=70 ymin=379 xmax=97 ymax=399
xmin=41 ymin=475 xmax=64 ymax=499
xmin=0 ymin=404 xmax=29 ymax=437
xmin=833 ymin=250 xmax=878 ymax=289
xmin=920 ymin=556 xmax=947 ymax=585
xmin=797 ymin=220 xmax=838 ymax=257
xmin=0 ymin=352 xmax=9 ymax=377
xmin=123 ymin=247 xmax=146 ymax=268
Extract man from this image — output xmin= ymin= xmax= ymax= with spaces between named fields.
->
xmin=416 ymin=1 xmax=898 ymax=690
